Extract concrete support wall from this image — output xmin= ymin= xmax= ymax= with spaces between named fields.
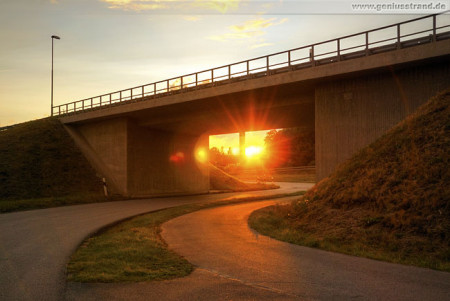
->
xmin=67 ymin=118 xmax=209 ymax=198
xmin=66 ymin=118 xmax=129 ymax=195
xmin=127 ymin=121 xmax=209 ymax=197
xmin=315 ymin=61 xmax=450 ymax=181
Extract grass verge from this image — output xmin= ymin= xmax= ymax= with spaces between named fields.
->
xmin=66 ymin=191 xmax=305 ymax=283
xmin=0 ymin=194 xmax=119 ymax=213
xmin=249 ymin=204 xmax=450 ymax=272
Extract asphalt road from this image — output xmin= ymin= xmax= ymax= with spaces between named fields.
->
xmin=0 ymin=182 xmax=310 ymax=301
xmin=161 ymin=200 xmax=450 ymax=301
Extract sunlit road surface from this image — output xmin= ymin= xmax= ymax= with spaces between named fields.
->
xmin=162 ymin=200 xmax=450 ymax=301
xmin=0 ymin=182 xmax=311 ymax=301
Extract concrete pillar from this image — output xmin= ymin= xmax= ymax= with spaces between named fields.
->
xmin=239 ymin=131 xmax=246 ymax=163
xmin=65 ymin=118 xmax=210 ymax=197
xmin=315 ymin=61 xmax=450 ymax=181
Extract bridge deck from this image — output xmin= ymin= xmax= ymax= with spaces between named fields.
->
xmin=53 ymin=13 xmax=450 ymax=117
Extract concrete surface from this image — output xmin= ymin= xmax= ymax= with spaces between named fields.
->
xmin=315 ymin=61 xmax=450 ymax=179
xmin=160 ymin=200 xmax=450 ymax=301
xmin=0 ymin=182 xmax=311 ymax=301
xmin=66 ymin=118 xmax=210 ymax=197
xmin=65 ymin=269 xmax=297 ymax=301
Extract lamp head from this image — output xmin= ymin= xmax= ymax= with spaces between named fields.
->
xmin=51 ymin=35 xmax=61 ymax=40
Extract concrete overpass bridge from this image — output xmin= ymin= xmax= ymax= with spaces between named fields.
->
xmin=56 ymin=13 xmax=450 ymax=198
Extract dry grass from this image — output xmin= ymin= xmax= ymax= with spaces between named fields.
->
xmin=250 ymin=89 xmax=450 ymax=271
xmin=210 ymin=164 xmax=279 ymax=191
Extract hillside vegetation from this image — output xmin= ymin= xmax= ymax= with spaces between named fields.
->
xmin=0 ymin=118 xmax=104 ymax=211
xmin=250 ymin=89 xmax=450 ymax=271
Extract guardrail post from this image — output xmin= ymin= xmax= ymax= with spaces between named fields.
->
xmin=365 ymin=32 xmax=369 ymax=56
xmin=266 ymin=56 xmax=269 ymax=73
xmin=195 ymin=73 xmax=198 ymax=86
xmin=180 ymin=77 xmax=183 ymax=90
xmin=337 ymin=39 xmax=341 ymax=61
xmin=211 ymin=69 xmax=213 ymax=83
xmin=109 ymin=94 xmax=112 ymax=104
xmin=58 ymin=106 xmax=61 ymax=115
xmin=310 ymin=46 xmax=315 ymax=66
xmin=91 ymin=98 xmax=93 ymax=108
xmin=154 ymin=83 xmax=156 ymax=95
xmin=246 ymin=61 xmax=249 ymax=75
xmin=82 ymin=100 xmax=84 ymax=110
xmin=119 ymin=91 xmax=122 ymax=102
xmin=228 ymin=65 xmax=231 ymax=79
xmin=288 ymin=51 xmax=291 ymax=67
xmin=142 ymin=86 xmax=144 ymax=97
xmin=131 ymin=88 xmax=133 ymax=100
xmin=66 ymin=104 xmax=68 ymax=113
xmin=397 ymin=24 xmax=401 ymax=49
xmin=167 ymin=80 xmax=169 ymax=92
xmin=432 ymin=14 xmax=437 ymax=42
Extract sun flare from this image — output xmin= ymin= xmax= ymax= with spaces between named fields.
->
xmin=245 ymin=146 xmax=263 ymax=158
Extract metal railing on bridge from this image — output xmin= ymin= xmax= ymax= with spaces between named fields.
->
xmin=53 ymin=13 xmax=450 ymax=116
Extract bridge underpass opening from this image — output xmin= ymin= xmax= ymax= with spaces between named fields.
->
xmin=208 ymin=127 xmax=316 ymax=183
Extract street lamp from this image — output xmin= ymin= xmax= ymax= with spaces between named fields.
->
xmin=51 ymin=35 xmax=60 ymax=116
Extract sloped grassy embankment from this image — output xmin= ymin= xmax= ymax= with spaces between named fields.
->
xmin=0 ymin=118 xmax=104 ymax=212
xmin=250 ymin=90 xmax=450 ymax=271
xmin=210 ymin=163 xmax=278 ymax=191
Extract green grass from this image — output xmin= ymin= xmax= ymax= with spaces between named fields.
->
xmin=0 ymin=194 xmax=122 ymax=213
xmin=249 ymin=89 xmax=450 ymax=272
xmin=67 ymin=191 xmax=305 ymax=283
xmin=0 ymin=117 xmax=104 ymax=210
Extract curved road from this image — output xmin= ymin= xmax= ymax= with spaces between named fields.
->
xmin=0 ymin=182 xmax=310 ymax=301
xmin=161 ymin=200 xmax=450 ymax=300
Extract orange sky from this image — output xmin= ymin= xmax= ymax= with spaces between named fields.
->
xmin=209 ymin=130 xmax=270 ymax=152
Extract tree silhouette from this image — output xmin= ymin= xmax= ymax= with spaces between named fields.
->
xmin=264 ymin=128 xmax=314 ymax=168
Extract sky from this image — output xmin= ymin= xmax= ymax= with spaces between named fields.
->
xmin=1 ymin=0 xmax=447 ymax=133
xmin=210 ymin=130 xmax=268 ymax=153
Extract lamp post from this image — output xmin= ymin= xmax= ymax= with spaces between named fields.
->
xmin=51 ymin=35 xmax=60 ymax=116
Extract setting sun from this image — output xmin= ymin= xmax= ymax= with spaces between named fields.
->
xmin=245 ymin=146 xmax=263 ymax=158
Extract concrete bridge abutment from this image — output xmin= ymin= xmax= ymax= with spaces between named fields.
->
xmin=315 ymin=60 xmax=450 ymax=180
xmin=64 ymin=118 xmax=209 ymax=198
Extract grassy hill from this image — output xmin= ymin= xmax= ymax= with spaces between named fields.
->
xmin=0 ymin=118 xmax=105 ymax=212
xmin=250 ymin=89 xmax=450 ymax=271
